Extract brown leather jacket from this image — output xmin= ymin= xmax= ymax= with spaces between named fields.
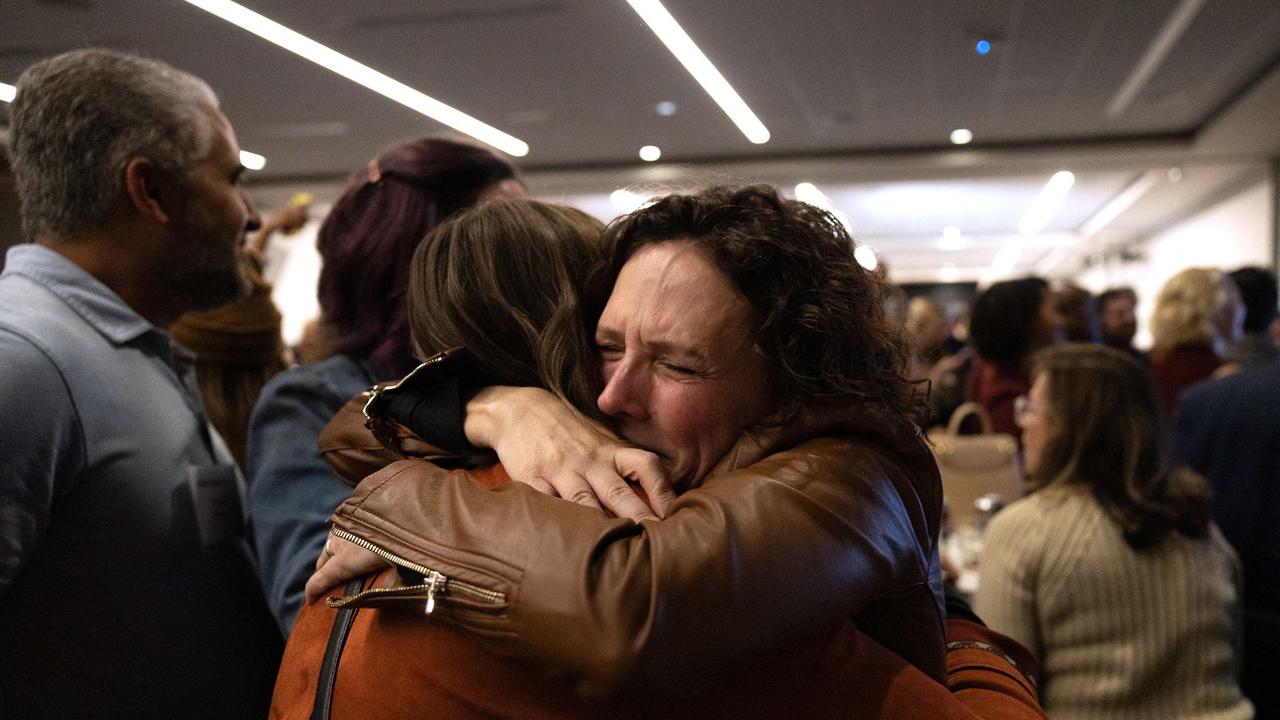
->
xmin=318 ymin=352 xmax=947 ymax=697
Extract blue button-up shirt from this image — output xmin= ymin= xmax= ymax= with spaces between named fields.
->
xmin=0 ymin=243 xmax=279 ymax=718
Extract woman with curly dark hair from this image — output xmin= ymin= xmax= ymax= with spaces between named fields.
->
xmin=975 ymin=344 xmax=1249 ymax=719
xmin=966 ymin=276 xmax=1063 ymax=437
xmin=308 ymin=185 xmax=952 ymax=698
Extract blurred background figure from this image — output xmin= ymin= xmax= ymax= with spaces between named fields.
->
xmin=1098 ymin=286 xmax=1144 ymax=362
xmin=1221 ymin=266 xmax=1278 ymax=371
xmin=170 ymin=199 xmax=308 ymax=468
xmin=1149 ymin=268 xmax=1244 ymax=417
xmin=905 ymin=296 xmax=951 ymax=376
xmin=245 ymin=135 xmax=522 ymax=634
xmin=1174 ymin=346 xmax=1280 ymax=719
xmin=1053 ymin=280 xmax=1100 ymax=343
xmin=966 ymin=276 xmax=1063 ymax=437
xmin=906 ymin=295 xmax=972 ymax=428
xmin=977 ymin=344 xmax=1250 ymax=720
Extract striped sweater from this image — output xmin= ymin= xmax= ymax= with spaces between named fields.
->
xmin=974 ymin=485 xmax=1252 ymax=719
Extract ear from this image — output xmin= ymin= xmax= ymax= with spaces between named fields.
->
xmin=122 ymin=157 xmax=172 ymax=224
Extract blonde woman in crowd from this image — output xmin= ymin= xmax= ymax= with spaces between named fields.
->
xmin=976 ymin=344 xmax=1250 ymax=720
xmin=1149 ymin=268 xmax=1244 ymax=416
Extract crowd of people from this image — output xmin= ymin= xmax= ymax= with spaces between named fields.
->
xmin=913 ymin=264 xmax=1277 ymax=719
xmin=1 ymin=48 xmax=1276 ymax=720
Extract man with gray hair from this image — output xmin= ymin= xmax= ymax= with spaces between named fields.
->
xmin=0 ymin=49 xmax=280 ymax=717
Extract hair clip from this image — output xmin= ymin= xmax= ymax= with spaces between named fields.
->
xmin=367 ymin=160 xmax=382 ymax=184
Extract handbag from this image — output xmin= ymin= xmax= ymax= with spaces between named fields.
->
xmin=926 ymin=402 xmax=1024 ymax=528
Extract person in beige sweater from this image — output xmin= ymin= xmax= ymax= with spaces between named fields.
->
xmin=975 ymin=344 xmax=1251 ymax=720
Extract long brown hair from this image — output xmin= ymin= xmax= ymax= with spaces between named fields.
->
xmin=407 ymin=199 xmax=608 ymax=420
xmin=1029 ymin=344 xmax=1211 ymax=549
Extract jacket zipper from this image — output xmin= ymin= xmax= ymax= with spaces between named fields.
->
xmin=328 ymin=526 xmax=506 ymax=611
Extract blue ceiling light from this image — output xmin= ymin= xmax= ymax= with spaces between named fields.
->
xmin=975 ymin=39 xmax=992 ymax=56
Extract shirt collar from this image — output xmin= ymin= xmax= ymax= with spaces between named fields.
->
xmin=3 ymin=243 xmax=159 ymax=346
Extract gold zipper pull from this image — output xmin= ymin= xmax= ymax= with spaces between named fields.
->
xmin=424 ymin=570 xmax=444 ymax=614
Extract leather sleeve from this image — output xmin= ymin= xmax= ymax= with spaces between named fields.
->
xmin=945 ymin=620 xmax=1048 ymax=719
xmin=317 ymin=349 xmax=494 ymax=486
xmin=330 ymin=435 xmax=944 ymax=696
xmin=317 ymin=394 xmax=405 ymax=487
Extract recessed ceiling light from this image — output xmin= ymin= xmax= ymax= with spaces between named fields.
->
xmin=178 ymin=0 xmax=528 ymax=156
xmin=0 ymin=82 xmax=14 ymax=103
xmin=655 ymin=101 xmax=677 ymax=116
xmin=950 ymin=128 xmax=973 ymax=145
xmin=854 ymin=246 xmax=878 ymax=272
xmin=937 ymin=226 xmax=969 ymax=251
xmin=626 ymin=0 xmax=770 ymax=144
xmin=239 ymin=150 xmax=266 ymax=171
xmin=638 ymin=145 xmax=662 ymax=162
xmin=939 ymin=263 xmax=960 ymax=282
xmin=610 ymin=188 xmax=649 ymax=213
xmin=1167 ymin=167 xmax=1183 ymax=183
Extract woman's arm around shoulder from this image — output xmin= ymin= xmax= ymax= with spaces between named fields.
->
xmin=315 ymin=433 xmax=940 ymax=697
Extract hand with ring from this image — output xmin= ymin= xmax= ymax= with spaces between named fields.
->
xmin=307 ymin=532 xmax=389 ymax=604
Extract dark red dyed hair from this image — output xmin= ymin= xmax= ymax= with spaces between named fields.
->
xmin=315 ymin=136 xmax=519 ymax=377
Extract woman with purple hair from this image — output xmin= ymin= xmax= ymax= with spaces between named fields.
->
xmin=245 ymin=136 xmax=521 ymax=635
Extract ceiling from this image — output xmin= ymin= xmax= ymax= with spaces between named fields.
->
xmin=4 ymin=0 xmax=1280 ymax=282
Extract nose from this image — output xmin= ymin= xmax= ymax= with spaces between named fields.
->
xmin=241 ymin=188 xmax=262 ymax=232
xmin=596 ymin=356 xmax=648 ymax=419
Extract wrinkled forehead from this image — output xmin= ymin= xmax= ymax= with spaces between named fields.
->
xmin=606 ymin=241 xmax=755 ymax=343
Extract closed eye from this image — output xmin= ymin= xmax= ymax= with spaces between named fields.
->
xmin=660 ymin=361 xmax=701 ymax=376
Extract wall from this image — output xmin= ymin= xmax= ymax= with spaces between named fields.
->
xmin=1077 ymin=178 xmax=1275 ymax=348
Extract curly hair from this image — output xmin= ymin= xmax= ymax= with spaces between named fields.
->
xmin=599 ymin=184 xmax=916 ymax=425
xmin=316 ymin=135 xmax=518 ymax=378
xmin=969 ymin=277 xmax=1050 ymax=368
xmin=1149 ymin=268 xmax=1231 ymax=355
xmin=1029 ymin=344 xmax=1210 ymax=550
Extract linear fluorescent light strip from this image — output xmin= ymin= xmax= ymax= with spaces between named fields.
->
xmin=1078 ymin=169 xmax=1162 ymax=237
xmin=179 ymin=0 xmax=528 ymax=157
xmin=4 ymin=79 xmax=267 ymax=168
xmin=1037 ymin=169 xmax=1162 ymax=274
xmin=795 ymin=183 xmax=877 ymax=270
xmin=626 ymin=0 xmax=770 ymax=144
xmin=1107 ymin=0 xmax=1206 ymax=117
xmin=1019 ymin=171 xmax=1075 ymax=236
xmin=990 ymin=240 xmax=1025 ymax=276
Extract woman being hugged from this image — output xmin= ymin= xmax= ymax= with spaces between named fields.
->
xmin=975 ymin=344 xmax=1250 ymax=719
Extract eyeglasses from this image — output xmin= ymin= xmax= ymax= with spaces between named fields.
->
xmin=1014 ymin=395 xmax=1039 ymax=418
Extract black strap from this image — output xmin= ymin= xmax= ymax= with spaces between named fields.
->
xmin=310 ymin=577 xmax=367 ymax=720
